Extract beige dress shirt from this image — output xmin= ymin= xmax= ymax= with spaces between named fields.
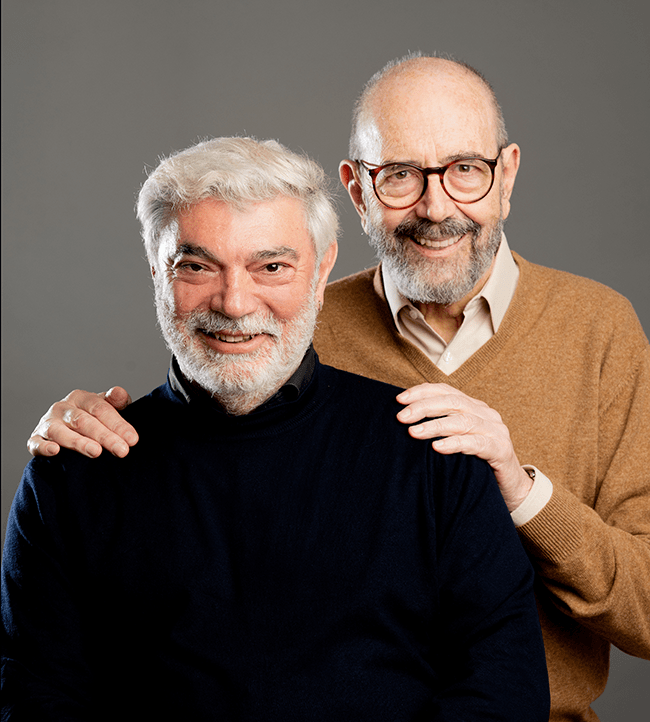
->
xmin=382 ymin=235 xmax=552 ymax=525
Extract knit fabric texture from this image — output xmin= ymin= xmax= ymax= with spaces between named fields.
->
xmin=2 ymin=361 xmax=549 ymax=721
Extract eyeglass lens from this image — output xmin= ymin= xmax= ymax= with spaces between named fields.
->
xmin=374 ymin=159 xmax=494 ymax=207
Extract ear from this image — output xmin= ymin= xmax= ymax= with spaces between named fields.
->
xmin=499 ymin=143 xmax=521 ymax=220
xmin=315 ymin=241 xmax=338 ymax=307
xmin=339 ymin=160 xmax=369 ymax=232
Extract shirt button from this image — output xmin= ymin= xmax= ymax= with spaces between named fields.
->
xmin=443 ymin=351 xmax=453 ymax=363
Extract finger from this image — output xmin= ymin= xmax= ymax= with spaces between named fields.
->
xmin=407 ymin=413 xmax=502 ymax=463
xmin=57 ymin=408 xmax=137 ymax=457
xmin=30 ymin=422 xmax=104 ymax=458
xmin=396 ymin=383 xmax=456 ymax=404
xmin=26 ymin=435 xmax=61 ymax=457
xmin=397 ymin=388 xmax=497 ymax=425
xmin=64 ymin=397 xmax=138 ymax=448
xmin=430 ymin=433 xmax=495 ymax=458
xmin=102 ymin=386 xmax=133 ymax=410
xmin=406 ymin=413 xmax=485 ymax=441
xmin=397 ymin=395 xmax=474 ymax=424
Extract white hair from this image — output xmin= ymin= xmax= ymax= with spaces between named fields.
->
xmin=136 ymin=136 xmax=338 ymax=265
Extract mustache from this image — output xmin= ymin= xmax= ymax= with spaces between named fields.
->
xmin=393 ymin=217 xmax=481 ymax=241
xmin=184 ymin=308 xmax=283 ymax=339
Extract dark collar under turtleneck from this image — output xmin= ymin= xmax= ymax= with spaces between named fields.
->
xmin=167 ymin=345 xmax=317 ymax=416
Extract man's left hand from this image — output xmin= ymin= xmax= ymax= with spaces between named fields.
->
xmin=396 ymin=383 xmax=533 ymax=513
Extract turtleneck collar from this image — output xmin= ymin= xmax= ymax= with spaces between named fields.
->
xmin=167 ymin=344 xmax=317 ymax=416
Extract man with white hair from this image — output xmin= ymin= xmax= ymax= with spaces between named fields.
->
xmin=2 ymin=137 xmax=549 ymax=720
xmin=27 ymin=53 xmax=650 ymax=721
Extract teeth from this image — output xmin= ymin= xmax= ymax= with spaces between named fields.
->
xmin=215 ymin=333 xmax=255 ymax=343
xmin=412 ymin=236 xmax=461 ymax=249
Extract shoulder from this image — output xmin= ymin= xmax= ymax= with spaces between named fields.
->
xmin=317 ymin=363 xmax=497 ymax=484
xmin=317 ymin=361 xmax=404 ymax=411
xmin=315 ymin=267 xmax=404 ymax=377
xmin=324 ymin=266 xmax=377 ymax=297
xmin=316 ymin=363 xmax=503 ymax=517
xmin=24 ymin=382 xmax=180 ymax=491
xmin=514 ymin=253 xmax=647 ymax=351
xmin=321 ymin=267 xmax=381 ymax=319
xmin=516 ymin=252 xmax=642 ymax=320
xmin=119 ymin=381 xmax=182 ymax=425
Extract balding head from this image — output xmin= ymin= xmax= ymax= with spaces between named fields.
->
xmin=340 ymin=53 xmax=520 ymax=311
xmin=349 ymin=54 xmax=508 ymax=161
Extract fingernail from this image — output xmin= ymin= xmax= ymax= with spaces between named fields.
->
xmin=111 ymin=442 xmax=129 ymax=457
xmin=398 ymin=408 xmax=411 ymax=420
xmin=410 ymin=424 xmax=424 ymax=435
xmin=124 ymin=432 xmax=138 ymax=445
xmin=86 ymin=446 xmax=101 ymax=458
xmin=46 ymin=444 xmax=58 ymax=456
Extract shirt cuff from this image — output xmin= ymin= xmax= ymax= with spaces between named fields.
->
xmin=511 ymin=466 xmax=553 ymax=527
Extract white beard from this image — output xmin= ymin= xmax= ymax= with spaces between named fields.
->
xmin=155 ymin=279 xmax=319 ymax=415
xmin=365 ymin=201 xmax=503 ymax=306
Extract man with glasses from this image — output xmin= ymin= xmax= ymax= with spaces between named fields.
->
xmin=26 ymin=54 xmax=650 ymax=721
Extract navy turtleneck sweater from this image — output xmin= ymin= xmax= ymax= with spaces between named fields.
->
xmin=2 ymin=355 xmax=549 ymax=721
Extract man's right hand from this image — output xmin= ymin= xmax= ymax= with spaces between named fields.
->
xmin=27 ymin=387 xmax=138 ymax=459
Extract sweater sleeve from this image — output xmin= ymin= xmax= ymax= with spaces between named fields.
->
xmin=517 ymin=340 xmax=650 ymax=660
xmin=429 ymin=452 xmax=550 ymax=720
xmin=1 ymin=461 xmax=92 ymax=721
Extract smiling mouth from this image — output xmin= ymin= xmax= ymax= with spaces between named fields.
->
xmin=199 ymin=330 xmax=260 ymax=343
xmin=409 ymin=234 xmax=464 ymax=249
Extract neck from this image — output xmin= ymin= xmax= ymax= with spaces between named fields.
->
xmin=414 ymin=302 xmax=465 ymax=344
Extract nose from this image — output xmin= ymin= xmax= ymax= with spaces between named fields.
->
xmin=209 ymin=269 xmax=260 ymax=319
xmin=412 ymin=174 xmax=458 ymax=223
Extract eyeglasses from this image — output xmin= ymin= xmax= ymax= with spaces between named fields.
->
xmin=356 ymin=150 xmax=502 ymax=209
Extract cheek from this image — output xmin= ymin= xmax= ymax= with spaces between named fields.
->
xmin=264 ymin=282 xmax=314 ymax=323
xmin=267 ymin=296 xmax=307 ymax=323
xmin=366 ymin=201 xmax=405 ymax=234
xmin=169 ymin=282 xmax=209 ymax=317
xmin=464 ymin=196 xmax=502 ymax=230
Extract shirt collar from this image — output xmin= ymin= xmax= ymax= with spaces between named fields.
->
xmin=168 ymin=344 xmax=317 ymax=413
xmin=382 ymin=233 xmax=519 ymax=333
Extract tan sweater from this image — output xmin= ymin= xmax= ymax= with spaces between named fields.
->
xmin=314 ymin=252 xmax=650 ymax=722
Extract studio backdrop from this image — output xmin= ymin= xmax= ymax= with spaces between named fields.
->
xmin=2 ymin=2 xmax=649 ymax=719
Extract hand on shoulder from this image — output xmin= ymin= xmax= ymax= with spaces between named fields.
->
xmin=27 ymin=387 xmax=137 ymax=459
xmin=396 ymin=383 xmax=533 ymax=512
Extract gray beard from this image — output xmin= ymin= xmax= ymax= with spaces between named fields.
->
xmin=154 ymin=280 xmax=319 ymax=415
xmin=367 ymin=215 xmax=503 ymax=306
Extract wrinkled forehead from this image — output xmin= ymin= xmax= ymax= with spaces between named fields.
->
xmin=158 ymin=196 xmax=317 ymax=266
xmin=359 ymin=68 xmax=500 ymax=162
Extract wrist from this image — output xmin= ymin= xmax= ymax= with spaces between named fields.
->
xmin=510 ymin=467 xmax=554 ymax=527
xmin=505 ymin=466 xmax=535 ymax=513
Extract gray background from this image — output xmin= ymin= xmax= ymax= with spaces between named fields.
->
xmin=2 ymin=1 xmax=649 ymax=717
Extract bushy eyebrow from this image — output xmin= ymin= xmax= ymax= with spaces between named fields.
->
xmin=170 ymin=243 xmax=299 ymax=265
xmin=172 ymin=243 xmax=217 ymax=264
xmin=253 ymin=246 xmax=299 ymax=262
